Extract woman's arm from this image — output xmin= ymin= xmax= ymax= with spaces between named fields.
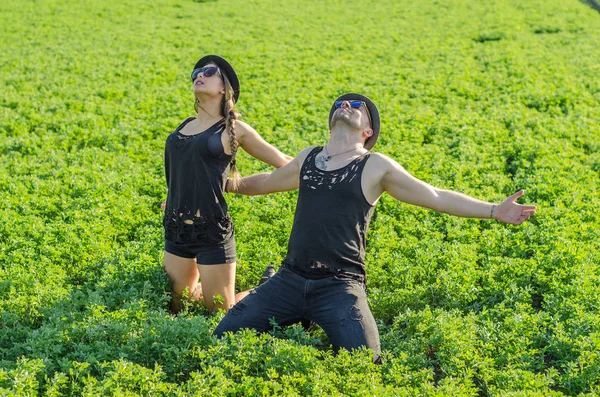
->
xmin=236 ymin=121 xmax=292 ymax=168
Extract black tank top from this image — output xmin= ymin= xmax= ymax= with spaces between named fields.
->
xmin=283 ymin=146 xmax=375 ymax=277
xmin=163 ymin=117 xmax=233 ymax=244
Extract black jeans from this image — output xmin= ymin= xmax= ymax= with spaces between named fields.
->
xmin=214 ymin=267 xmax=381 ymax=362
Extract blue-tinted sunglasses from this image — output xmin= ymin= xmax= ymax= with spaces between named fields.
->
xmin=334 ymin=100 xmax=372 ymax=126
xmin=335 ymin=100 xmax=365 ymax=108
xmin=191 ymin=66 xmax=221 ymax=82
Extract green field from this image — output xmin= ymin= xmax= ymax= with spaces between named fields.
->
xmin=1 ymin=0 xmax=600 ymax=395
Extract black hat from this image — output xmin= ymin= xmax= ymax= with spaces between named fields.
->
xmin=194 ymin=55 xmax=240 ymax=103
xmin=328 ymin=93 xmax=380 ymax=150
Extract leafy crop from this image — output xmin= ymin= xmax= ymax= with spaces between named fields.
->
xmin=1 ymin=0 xmax=599 ymax=395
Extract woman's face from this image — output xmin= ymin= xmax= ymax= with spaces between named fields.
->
xmin=192 ymin=62 xmax=225 ymax=98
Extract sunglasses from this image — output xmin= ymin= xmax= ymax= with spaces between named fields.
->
xmin=190 ymin=66 xmax=221 ymax=82
xmin=335 ymin=100 xmax=365 ymax=108
xmin=334 ymin=101 xmax=372 ymax=126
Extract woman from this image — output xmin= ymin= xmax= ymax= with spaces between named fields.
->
xmin=163 ymin=55 xmax=291 ymax=313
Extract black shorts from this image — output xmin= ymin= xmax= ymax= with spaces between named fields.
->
xmin=164 ymin=235 xmax=236 ymax=264
xmin=163 ymin=214 xmax=236 ymax=264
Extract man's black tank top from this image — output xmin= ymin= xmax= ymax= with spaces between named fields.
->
xmin=163 ymin=117 xmax=233 ymax=245
xmin=283 ymin=146 xmax=375 ymax=277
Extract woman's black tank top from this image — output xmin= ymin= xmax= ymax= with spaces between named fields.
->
xmin=283 ymin=146 xmax=375 ymax=277
xmin=163 ymin=117 xmax=233 ymax=244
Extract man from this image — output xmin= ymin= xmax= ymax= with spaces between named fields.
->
xmin=214 ymin=93 xmax=536 ymax=362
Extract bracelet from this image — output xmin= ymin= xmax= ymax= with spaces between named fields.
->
xmin=490 ymin=204 xmax=496 ymax=219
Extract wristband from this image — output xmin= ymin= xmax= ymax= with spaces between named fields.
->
xmin=490 ymin=204 xmax=496 ymax=219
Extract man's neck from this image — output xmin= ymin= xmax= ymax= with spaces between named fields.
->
xmin=326 ymin=129 xmax=365 ymax=155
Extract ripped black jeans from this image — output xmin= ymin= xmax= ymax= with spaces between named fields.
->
xmin=214 ymin=266 xmax=381 ymax=362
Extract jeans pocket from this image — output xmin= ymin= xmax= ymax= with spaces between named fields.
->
xmin=333 ymin=273 xmax=363 ymax=284
xmin=333 ymin=275 xmax=366 ymax=296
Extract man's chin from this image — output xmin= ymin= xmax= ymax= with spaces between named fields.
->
xmin=331 ymin=116 xmax=359 ymax=130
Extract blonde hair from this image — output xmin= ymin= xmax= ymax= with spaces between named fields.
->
xmin=193 ymin=71 xmax=241 ymax=189
xmin=221 ymin=75 xmax=241 ymax=190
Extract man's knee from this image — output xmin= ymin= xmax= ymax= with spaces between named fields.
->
xmin=213 ymin=317 xmax=243 ymax=338
xmin=213 ymin=301 xmax=248 ymax=337
xmin=213 ymin=323 xmax=229 ymax=338
xmin=326 ymin=301 xmax=381 ymax=359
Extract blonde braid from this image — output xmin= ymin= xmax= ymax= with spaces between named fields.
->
xmin=222 ymin=77 xmax=241 ymax=190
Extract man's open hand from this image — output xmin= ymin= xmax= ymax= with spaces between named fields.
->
xmin=494 ymin=190 xmax=536 ymax=225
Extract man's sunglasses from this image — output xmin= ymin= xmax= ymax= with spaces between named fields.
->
xmin=190 ymin=66 xmax=220 ymax=81
xmin=334 ymin=100 xmax=365 ymax=108
xmin=334 ymin=101 xmax=372 ymax=126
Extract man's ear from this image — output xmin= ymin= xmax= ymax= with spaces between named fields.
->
xmin=363 ymin=128 xmax=373 ymax=139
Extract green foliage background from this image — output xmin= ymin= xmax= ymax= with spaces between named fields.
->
xmin=1 ymin=0 xmax=599 ymax=395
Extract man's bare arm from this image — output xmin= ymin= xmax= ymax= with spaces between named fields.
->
xmin=227 ymin=147 xmax=313 ymax=196
xmin=378 ymin=155 xmax=536 ymax=224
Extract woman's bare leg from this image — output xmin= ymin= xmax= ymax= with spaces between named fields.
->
xmin=235 ymin=290 xmax=251 ymax=302
xmin=197 ymin=262 xmax=238 ymax=311
xmin=164 ymin=251 xmax=202 ymax=313
xmin=166 ymin=253 xmax=262 ymax=313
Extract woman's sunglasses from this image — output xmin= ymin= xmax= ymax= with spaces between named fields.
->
xmin=334 ymin=101 xmax=372 ymax=126
xmin=190 ymin=66 xmax=220 ymax=82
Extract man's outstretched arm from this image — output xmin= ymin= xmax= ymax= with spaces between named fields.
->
xmin=377 ymin=155 xmax=536 ymax=225
xmin=226 ymin=147 xmax=313 ymax=196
